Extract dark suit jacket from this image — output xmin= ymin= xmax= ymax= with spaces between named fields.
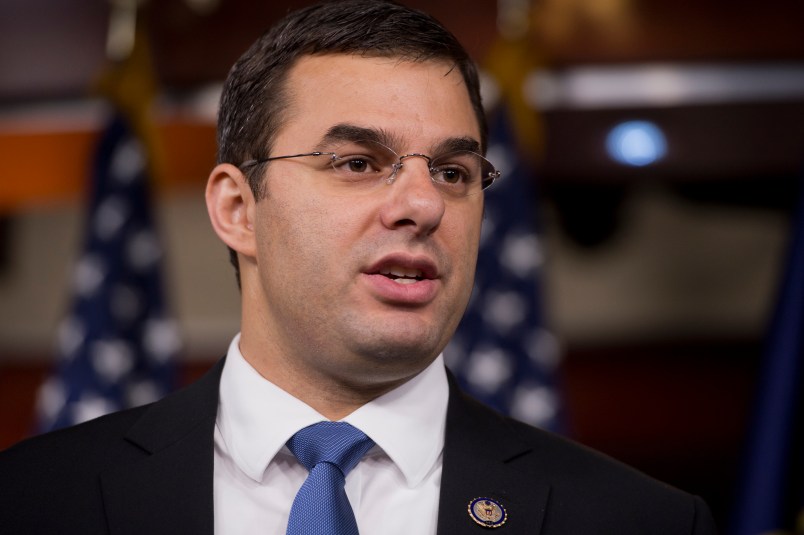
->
xmin=0 ymin=359 xmax=717 ymax=534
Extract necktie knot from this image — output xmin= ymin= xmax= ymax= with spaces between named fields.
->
xmin=285 ymin=422 xmax=375 ymax=535
xmin=287 ymin=421 xmax=375 ymax=475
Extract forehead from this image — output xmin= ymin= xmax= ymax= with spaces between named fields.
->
xmin=275 ymin=54 xmax=481 ymax=152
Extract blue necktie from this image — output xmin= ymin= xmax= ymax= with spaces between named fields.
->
xmin=286 ymin=422 xmax=375 ymax=535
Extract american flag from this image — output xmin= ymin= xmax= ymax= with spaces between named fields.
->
xmin=36 ymin=111 xmax=180 ymax=432
xmin=445 ymin=106 xmax=563 ymax=431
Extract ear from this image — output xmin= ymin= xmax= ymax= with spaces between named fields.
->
xmin=206 ymin=163 xmax=257 ymax=259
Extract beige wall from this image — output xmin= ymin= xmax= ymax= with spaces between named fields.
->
xmin=544 ymin=184 xmax=787 ymax=344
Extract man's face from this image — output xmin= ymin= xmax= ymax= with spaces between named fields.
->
xmin=244 ymin=54 xmax=484 ymax=387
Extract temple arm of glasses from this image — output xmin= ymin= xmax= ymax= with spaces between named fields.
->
xmin=239 ymin=151 xmax=336 ymax=169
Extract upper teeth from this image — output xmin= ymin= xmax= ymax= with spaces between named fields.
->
xmin=380 ymin=267 xmax=423 ymax=279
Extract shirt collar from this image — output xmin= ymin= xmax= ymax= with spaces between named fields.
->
xmin=216 ymin=334 xmax=449 ymax=488
xmin=343 ymin=353 xmax=448 ymax=487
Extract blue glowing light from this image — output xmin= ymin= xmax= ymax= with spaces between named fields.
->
xmin=606 ymin=120 xmax=667 ymax=167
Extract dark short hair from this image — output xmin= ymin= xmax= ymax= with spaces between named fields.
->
xmin=215 ymin=0 xmax=487 ymax=284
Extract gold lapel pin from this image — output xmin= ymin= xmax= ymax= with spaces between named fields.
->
xmin=468 ymin=497 xmax=507 ymax=528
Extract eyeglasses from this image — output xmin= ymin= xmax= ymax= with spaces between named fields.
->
xmin=238 ymin=139 xmax=501 ymax=198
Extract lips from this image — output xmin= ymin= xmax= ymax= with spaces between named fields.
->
xmin=367 ymin=254 xmax=438 ymax=281
xmin=362 ymin=254 xmax=440 ymax=304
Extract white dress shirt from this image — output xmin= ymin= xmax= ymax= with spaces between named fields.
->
xmin=213 ymin=334 xmax=449 ymax=534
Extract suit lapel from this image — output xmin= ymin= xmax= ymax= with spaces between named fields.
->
xmin=437 ymin=372 xmax=550 ymax=534
xmin=100 ymin=359 xmax=224 ymax=535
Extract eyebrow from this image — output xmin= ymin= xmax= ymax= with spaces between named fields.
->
xmin=318 ymin=123 xmax=482 ymax=155
xmin=319 ymin=124 xmax=398 ymax=149
xmin=432 ymin=136 xmax=482 ymax=155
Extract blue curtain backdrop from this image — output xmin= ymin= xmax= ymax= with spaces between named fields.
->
xmin=731 ymin=178 xmax=804 ymax=534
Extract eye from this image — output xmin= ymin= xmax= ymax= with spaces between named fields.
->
xmin=431 ymin=151 xmax=481 ymax=187
xmin=331 ymin=154 xmax=382 ymax=174
xmin=343 ymin=158 xmax=371 ymax=173
xmin=329 ymin=140 xmax=397 ymax=180
xmin=432 ymin=165 xmax=469 ymax=185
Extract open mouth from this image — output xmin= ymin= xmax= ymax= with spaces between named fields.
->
xmin=379 ymin=267 xmax=426 ymax=285
xmin=363 ymin=255 xmax=440 ymax=304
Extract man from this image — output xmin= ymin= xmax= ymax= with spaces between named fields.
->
xmin=0 ymin=1 xmax=717 ymax=533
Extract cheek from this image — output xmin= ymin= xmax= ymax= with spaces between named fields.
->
xmin=261 ymin=193 xmax=357 ymax=274
xmin=449 ymin=207 xmax=483 ymax=263
xmin=458 ymin=238 xmax=480 ymax=291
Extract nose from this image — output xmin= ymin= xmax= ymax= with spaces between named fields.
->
xmin=379 ymin=156 xmax=445 ymax=236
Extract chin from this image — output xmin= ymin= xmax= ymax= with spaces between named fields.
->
xmin=346 ymin=346 xmax=441 ymax=388
xmin=335 ymin=310 xmax=454 ymax=367
xmin=349 ymin=327 xmax=446 ymax=365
